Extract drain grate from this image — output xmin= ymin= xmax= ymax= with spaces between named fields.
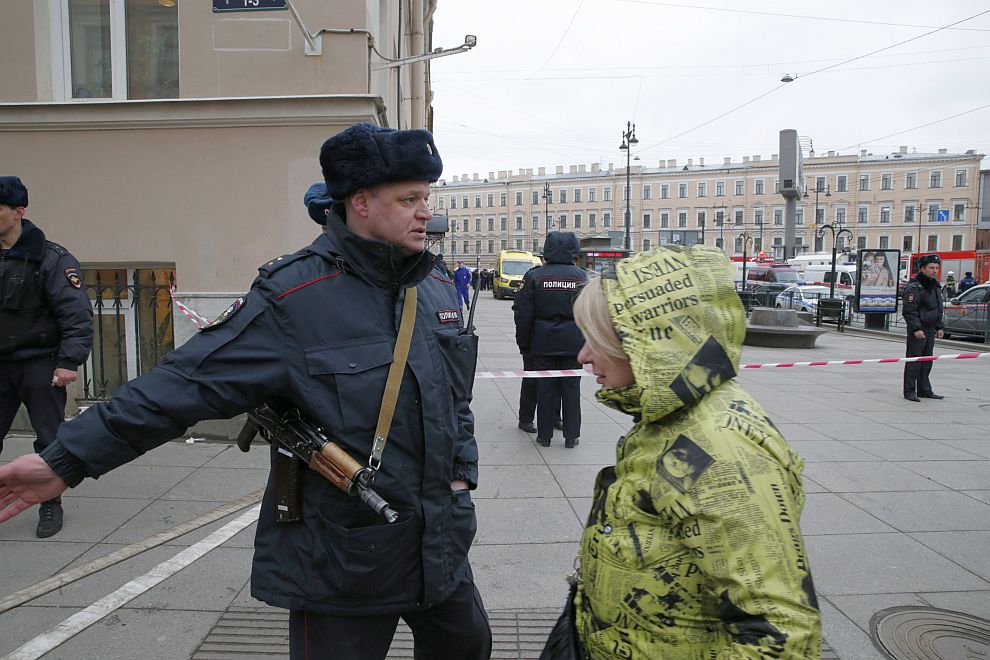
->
xmin=872 ymin=606 xmax=990 ymax=659
xmin=194 ymin=605 xmax=840 ymax=659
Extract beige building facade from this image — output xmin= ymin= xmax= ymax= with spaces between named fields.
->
xmin=432 ymin=147 xmax=984 ymax=268
xmin=0 ymin=0 xmax=441 ymax=396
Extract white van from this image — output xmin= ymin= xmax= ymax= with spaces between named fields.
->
xmin=802 ymin=264 xmax=857 ymax=288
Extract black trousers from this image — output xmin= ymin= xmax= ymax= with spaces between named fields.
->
xmin=904 ymin=328 xmax=936 ymax=397
xmin=532 ymin=355 xmax=581 ymax=442
xmin=518 ymin=354 xmax=537 ymax=424
xmin=288 ymin=566 xmax=492 ymax=660
xmin=0 ymin=357 xmax=66 ymax=455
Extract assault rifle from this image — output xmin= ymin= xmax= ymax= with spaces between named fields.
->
xmin=237 ymin=402 xmax=398 ymax=523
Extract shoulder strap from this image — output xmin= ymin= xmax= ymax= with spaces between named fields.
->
xmin=368 ymin=286 xmax=418 ymax=470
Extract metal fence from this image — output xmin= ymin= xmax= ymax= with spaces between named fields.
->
xmin=81 ymin=269 xmax=175 ymax=400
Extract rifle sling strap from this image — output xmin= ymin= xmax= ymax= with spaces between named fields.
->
xmin=368 ymin=286 xmax=417 ymax=470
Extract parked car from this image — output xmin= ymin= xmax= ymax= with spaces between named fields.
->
xmin=943 ymin=283 xmax=990 ymax=342
xmin=775 ymin=285 xmax=832 ymax=314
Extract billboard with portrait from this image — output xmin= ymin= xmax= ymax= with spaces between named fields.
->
xmin=855 ymin=249 xmax=900 ymax=313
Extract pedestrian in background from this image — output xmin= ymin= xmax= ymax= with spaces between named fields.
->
xmin=568 ymin=246 xmax=821 ymax=658
xmin=453 ymin=260 xmax=471 ymax=311
xmin=903 ymin=253 xmax=945 ymax=402
xmin=435 ymin=253 xmax=452 ymax=279
xmin=0 ymin=175 xmax=93 ymax=538
xmin=959 ymin=271 xmax=977 ymax=293
xmin=513 ymin=232 xmax=586 ymax=448
xmin=0 ymin=125 xmax=491 ymax=660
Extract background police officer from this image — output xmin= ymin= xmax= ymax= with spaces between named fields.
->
xmin=0 ymin=176 xmax=93 ymax=537
xmin=0 ymin=126 xmax=490 ymax=660
xmin=513 ymin=232 xmax=586 ymax=447
xmin=902 ymin=253 xmax=945 ymax=402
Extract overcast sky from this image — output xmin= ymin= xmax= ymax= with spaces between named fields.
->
xmin=429 ymin=0 xmax=990 ymax=178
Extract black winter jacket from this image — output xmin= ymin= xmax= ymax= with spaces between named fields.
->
xmin=0 ymin=219 xmax=93 ymax=368
xmin=902 ymin=272 xmax=944 ymax=333
xmin=513 ymin=232 xmax=587 ymax=357
xmin=41 ymin=209 xmax=479 ymax=615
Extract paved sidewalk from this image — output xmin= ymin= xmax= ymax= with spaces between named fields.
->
xmin=1 ymin=294 xmax=988 ymax=659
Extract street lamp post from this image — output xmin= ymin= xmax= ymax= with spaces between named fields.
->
xmin=713 ymin=205 xmax=727 ymax=253
xmin=804 ymin=184 xmax=831 ymax=250
xmin=543 ymin=181 xmax=552 ymax=234
xmin=739 ymin=232 xmax=755 ymax=290
xmin=816 ymin=223 xmax=854 ymax=298
xmin=619 ymin=121 xmax=638 ymax=252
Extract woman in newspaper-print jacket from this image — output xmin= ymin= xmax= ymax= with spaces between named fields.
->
xmin=570 ymin=245 xmax=822 ymax=659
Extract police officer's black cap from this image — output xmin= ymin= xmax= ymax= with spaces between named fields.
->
xmin=917 ymin=254 xmax=941 ymax=269
xmin=303 ymin=181 xmax=334 ymax=225
xmin=0 ymin=176 xmax=28 ymax=207
xmin=320 ymin=123 xmax=443 ymax=200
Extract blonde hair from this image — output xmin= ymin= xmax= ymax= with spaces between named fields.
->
xmin=574 ymin=274 xmax=627 ymax=361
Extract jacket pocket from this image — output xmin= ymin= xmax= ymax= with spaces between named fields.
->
xmin=449 ymin=489 xmax=477 ymax=569
xmin=305 ymin=338 xmax=394 ymax=434
xmin=314 ymin=503 xmax=421 ymax=601
xmin=432 ymin=330 xmax=478 ymax=401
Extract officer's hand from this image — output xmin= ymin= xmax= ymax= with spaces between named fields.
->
xmin=51 ymin=368 xmax=78 ymax=388
xmin=936 ymin=329 xmax=944 ymax=339
xmin=450 ymin=480 xmax=470 ymax=491
xmin=913 ymin=330 xmax=925 ymax=339
xmin=0 ymin=455 xmax=68 ymax=523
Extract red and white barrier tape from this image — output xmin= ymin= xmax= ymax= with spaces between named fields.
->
xmin=474 ymin=352 xmax=988 ymax=379
xmin=169 ymin=286 xmax=210 ymax=329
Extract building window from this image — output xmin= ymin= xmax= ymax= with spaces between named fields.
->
xmin=904 ymin=204 xmax=915 ymax=223
xmin=734 ymin=210 xmax=743 ymax=226
xmin=774 ymin=180 xmax=780 ymax=194
xmin=559 ymin=214 xmax=567 ymax=229
xmin=487 ymin=194 xmax=494 ymax=207
xmin=660 ymin=212 xmax=669 ymax=228
xmin=835 ymin=208 xmax=846 ymax=225
xmin=642 ymin=238 xmax=651 ymax=251
xmin=500 ymin=193 xmax=507 ymax=207
xmin=903 ymin=235 xmax=913 ymax=252
xmin=532 ymin=215 xmax=539 ymax=229
xmin=574 ymin=213 xmax=582 ymax=228
xmin=488 ymin=239 xmax=494 ymax=253
xmin=858 ymin=207 xmax=868 ymax=224
xmin=927 ymin=203 xmax=939 ymax=222
xmin=754 ymin=209 xmax=763 ymax=226
xmin=954 ymin=203 xmax=965 ymax=222
xmin=516 ymin=239 xmax=523 ymax=250
xmin=815 ymin=207 xmax=825 ymax=224
xmin=589 ymin=213 xmax=597 ymax=228
xmin=715 ymin=237 xmax=724 ymax=249
xmin=952 ymin=234 xmax=964 ymax=250
xmin=879 ymin=235 xmax=889 ymax=249
xmin=475 ymin=240 xmax=482 ymax=253
xmin=462 ymin=218 xmax=468 ymax=231
xmin=462 ymin=240 xmax=469 ymax=253
xmin=796 ymin=210 xmax=804 ymax=225
xmin=660 ymin=184 xmax=669 ymax=199
xmin=715 ymin=211 xmax=724 ymax=227
xmin=697 ymin=182 xmax=707 ymax=198
xmin=532 ymin=191 xmax=539 ymax=205
xmin=437 ymin=197 xmax=444 ymax=209
xmin=588 ymin=188 xmax=597 ymax=202
xmin=603 ymin=187 xmax=612 ymax=202
xmin=905 ymin=172 xmax=917 ymax=189
xmin=500 ymin=217 xmax=507 ymax=231
xmin=734 ymin=236 xmax=743 ymax=252
xmin=836 ymin=175 xmax=848 ymax=192
xmin=643 ymin=185 xmax=652 ymax=200
xmin=574 ymin=188 xmax=582 ymax=203
xmin=815 ymin=176 xmax=826 ymax=192
xmin=500 ymin=239 xmax=508 ymax=251
xmin=927 ymin=235 xmax=938 ymax=251
xmin=487 ymin=218 xmax=494 ymax=231
xmin=515 ymin=191 xmax=523 ymax=205
xmin=475 ymin=195 xmax=482 ymax=208
xmin=716 ymin=181 xmax=725 ymax=197
xmin=643 ymin=213 xmax=651 ymax=229
xmin=857 ymin=236 xmax=867 ymax=249
xmin=755 ymin=179 xmax=765 ymax=195
xmin=734 ymin=180 xmax=744 ymax=195
xmin=450 ymin=195 xmax=457 ymax=209
xmin=603 ymin=212 xmax=611 ymax=227
xmin=515 ymin=216 xmax=523 ymax=230
xmin=678 ymin=183 xmax=688 ymax=198
xmin=462 ymin=196 xmax=469 ymax=208
xmin=880 ymin=206 xmax=891 ymax=223
xmin=475 ymin=218 xmax=482 ymax=231
xmin=859 ymin=175 xmax=870 ymax=191
xmin=929 ymin=171 xmax=942 ymax=188
xmin=559 ymin=189 xmax=567 ymax=204
xmin=697 ymin=211 xmax=706 ymax=228
xmin=881 ymin=173 xmax=893 ymax=190
xmin=678 ymin=212 xmax=688 ymax=228
xmin=533 ymin=240 xmax=539 ymax=252
xmin=955 ymin=170 xmax=968 ymax=187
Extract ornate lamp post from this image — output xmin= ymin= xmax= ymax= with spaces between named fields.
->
xmin=816 ymin=223 xmax=854 ymax=298
xmin=739 ymin=232 xmax=755 ymax=289
xmin=619 ymin=121 xmax=638 ymax=251
xmin=804 ymin=184 xmax=831 ymax=249
xmin=542 ymin=181 xmax=552 ymax=233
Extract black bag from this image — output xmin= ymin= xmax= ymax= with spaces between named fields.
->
xmin=540 ymin=578 xmax=587 ymax=660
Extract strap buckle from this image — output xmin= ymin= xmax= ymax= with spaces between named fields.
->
xmin=368 ymin=434 xmax=386 ymax=471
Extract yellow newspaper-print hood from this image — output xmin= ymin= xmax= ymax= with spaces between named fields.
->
xmin=599 ymin=245 xmax=746 ymax=422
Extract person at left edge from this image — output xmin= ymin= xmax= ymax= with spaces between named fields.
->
xmin=0 ymin=124 xmax=491 ymax=660
xmin=0 ymin=176 xmax=93 ymax=539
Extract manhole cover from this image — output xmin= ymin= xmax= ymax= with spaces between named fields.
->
xmin=871 ymin=606 xmax=990 ymax=659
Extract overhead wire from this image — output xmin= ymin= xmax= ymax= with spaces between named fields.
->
xmin=531 ymin=0 xmax=586 ymax=77
xmin=840 ymin=104 xmax=990 ymax=150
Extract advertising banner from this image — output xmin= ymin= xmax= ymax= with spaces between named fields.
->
xmin=856 ymin=249 xmax=900 ymax=313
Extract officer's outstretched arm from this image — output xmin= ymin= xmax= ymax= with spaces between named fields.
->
xmin=0 ymin=455 xmax=67 ymax=522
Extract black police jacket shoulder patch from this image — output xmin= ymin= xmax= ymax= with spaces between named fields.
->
xmin=45 ymin=241 xmax=69 ymax=257
xmin=258 ymin=251 xmax=311 ymax=278
xmin=204 ymin=297 xmax=244 ymax=331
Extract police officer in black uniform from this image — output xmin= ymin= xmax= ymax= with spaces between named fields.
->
xmin=513 ymin=232 xmax=586 ymax=447
xmin=902 ymin=253 xmax=945 ymax=402
xmin=0 ymin=125 xmax=491 ymax=660
xmin=0 ymin=176 xmax=93 ymax=537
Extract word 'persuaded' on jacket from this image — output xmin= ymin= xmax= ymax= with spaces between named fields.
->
xmin=575 ymin=245 xmax=822 ymax=659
